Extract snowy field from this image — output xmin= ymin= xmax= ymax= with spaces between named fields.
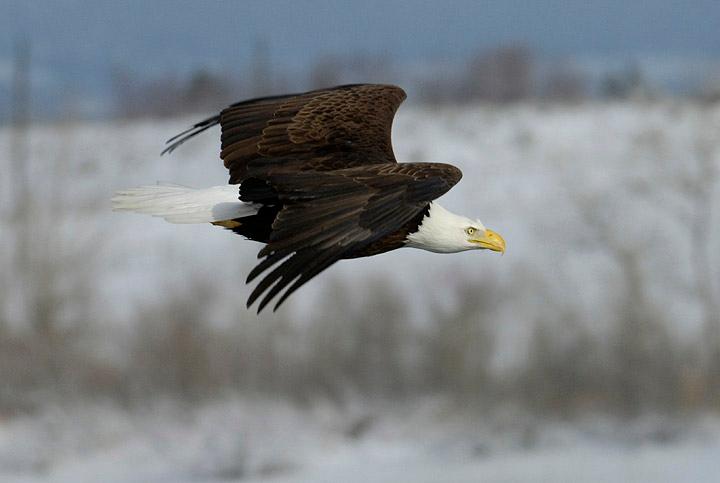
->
xmin=1 ymin=397 xmax=720 ymax=483
xmin=1 ymin=100 xmax=719 ymax=481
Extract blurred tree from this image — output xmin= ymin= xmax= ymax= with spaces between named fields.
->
xmin=698 ymin=74 xmax=720 ymax=103
xmin=600 ymin=62 xmax=649 ymax=100
xmin=9 ymin=38 xmax=31 ymax=214
xmin=606 ymin=250 xmax=683 ymax=417
xmin=424 ymin=284 xmax=497 ymax=404
xmin=541 ymin=63 xmax=588 ymax=101
xmin=182 ymin=69 xmax=231 ymax=112
xmin=520 ymin=314 xmax=598 ymax=417
xmin=112 ymin=66 xmax=184 ymax=118
xmin=573 ymin=192 xmax=685 ymax=417
xmin=461 ymin=45 xmax=533 ymax=102
xmin=689 ymin=131 xmax=720 ymax=407
xmin=251 ymin=39 xmax=273 ymax=97
xmin=113 ymin=67 xmax=235 ymax=118
xmin=309 ymin=56 xmax=343 ymax=90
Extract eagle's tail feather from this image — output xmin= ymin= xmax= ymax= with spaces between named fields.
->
xmin=111 ymin=183 xmax=256 ymax=224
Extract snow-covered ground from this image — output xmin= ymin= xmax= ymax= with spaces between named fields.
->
xmin=1 ymin=397 xmax=719 ymax=483
xmin=1 ymin=100 xmax=719 ymax=481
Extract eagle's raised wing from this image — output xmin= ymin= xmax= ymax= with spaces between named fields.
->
xmin=163 ymin=84 xmax=407 ymax=183
xmin=242 ymin=162 xmax=462 ymax=312
xmin=162 ymin=84 xmax=459 ymax=311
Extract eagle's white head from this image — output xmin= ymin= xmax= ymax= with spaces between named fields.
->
xmin=405 ymin=202 xmax=505 ymax=254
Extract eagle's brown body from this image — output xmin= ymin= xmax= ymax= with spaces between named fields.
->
xmin=163 ymin=84 xmax=462 ymax=311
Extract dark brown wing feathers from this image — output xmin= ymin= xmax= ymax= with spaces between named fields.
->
xmin=224 ymin=84 xmax=405 ymax=182
xmin=164 ymin=84 xmax=407 ymax=183
xmin=163 ymin=84 xmax=462 ymax=311
xmin=244 ymin=163 xmax=461 ymax=311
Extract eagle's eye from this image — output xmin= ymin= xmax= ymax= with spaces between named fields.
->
xmin=465 ymin=227 xmax=476 ymax=236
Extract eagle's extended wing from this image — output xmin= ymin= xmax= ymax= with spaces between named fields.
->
xmin=243 ymin=163 xmax=462 ymax=312
xmin=164 ymin=84 xmax=407 ymax=183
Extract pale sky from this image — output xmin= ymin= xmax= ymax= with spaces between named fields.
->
xmin=1 ymin=0 xmax=719 ymax=118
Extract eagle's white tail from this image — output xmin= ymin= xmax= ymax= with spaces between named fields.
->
xmin=111 ymin=184 xmax=257 ymax=224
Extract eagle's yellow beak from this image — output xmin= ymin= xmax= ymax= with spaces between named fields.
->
xmin=471 ymin=228 xmax=506 ymax=254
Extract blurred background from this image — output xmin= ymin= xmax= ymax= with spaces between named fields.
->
xmin=1 ymin=1 xmax=719 ymax=481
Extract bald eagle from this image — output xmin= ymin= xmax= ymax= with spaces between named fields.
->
xmin=112 ymin=84 xmax=505 ymax=312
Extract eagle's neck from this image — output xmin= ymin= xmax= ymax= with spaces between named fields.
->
xmin=405 ymin=202 xmax=472 ymax=253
